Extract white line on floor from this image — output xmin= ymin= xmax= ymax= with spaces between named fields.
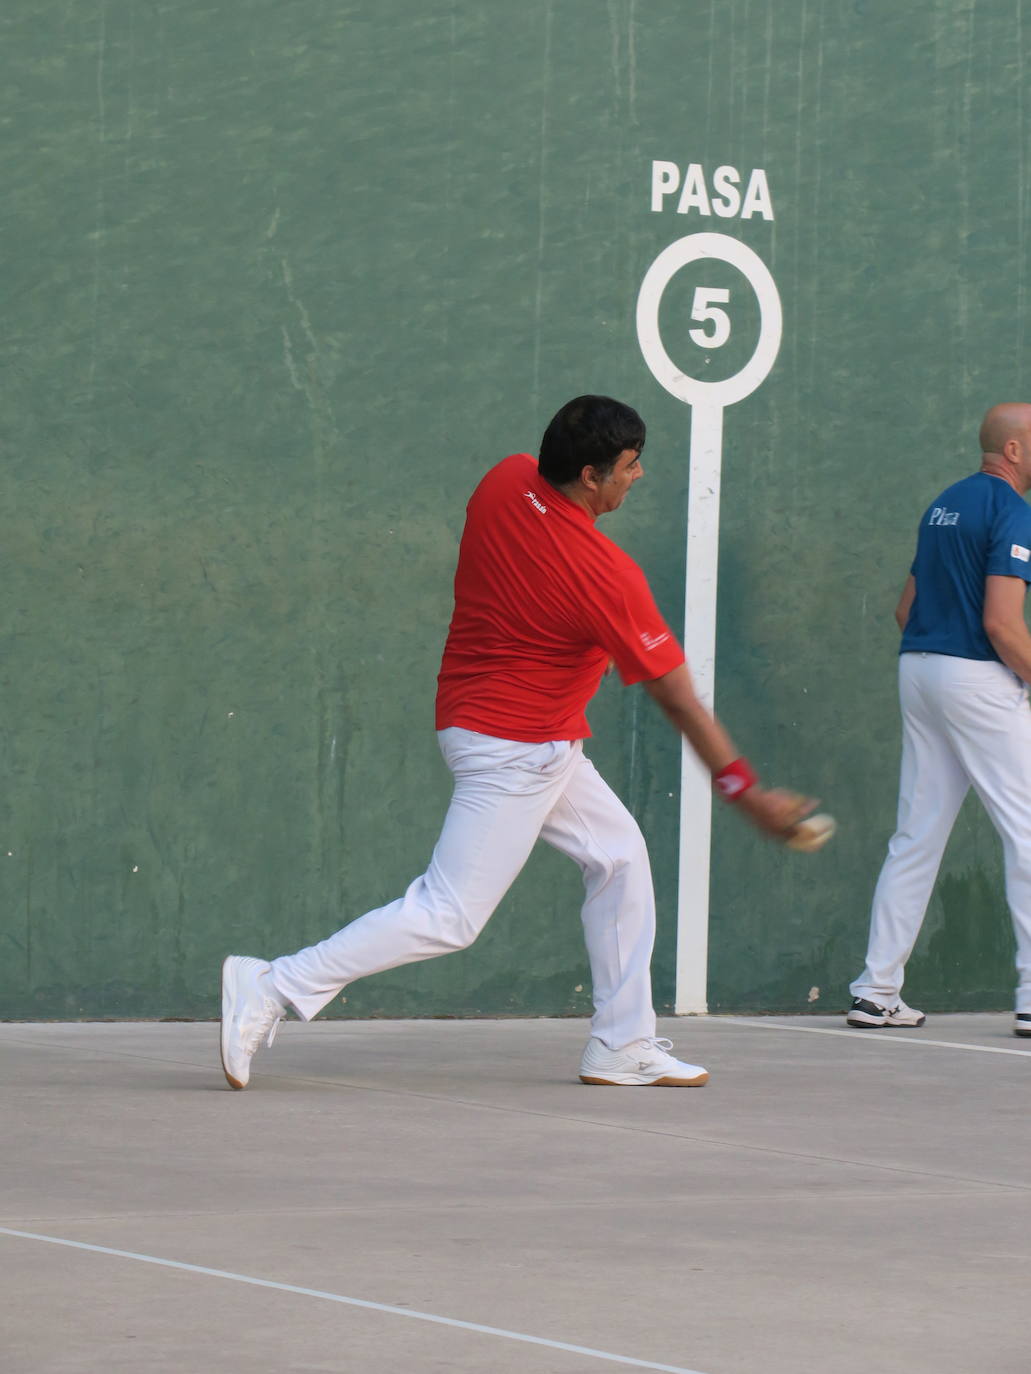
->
xmin=719 ymin=1018 xmax=1031 ymax=1057
xmin=0 ymin=1226 xmax=707 ymax=1374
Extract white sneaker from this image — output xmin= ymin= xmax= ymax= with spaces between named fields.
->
xmin=846 ymin=996 xmax=926 ymax=1028
xmin=220 ymin=956 xmax=285 ymax=1090
xmin=579 ymin=1036 xmax=708 ymax=1086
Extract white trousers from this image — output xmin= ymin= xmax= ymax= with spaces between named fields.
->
xmin=851 ymin=652 xmax=1031 ymax=1012
xmin=269 ymin=727 xmax=658 ymax=1049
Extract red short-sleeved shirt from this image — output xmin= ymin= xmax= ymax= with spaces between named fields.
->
xmin=435 ymin=453 xmax=685 ymax=742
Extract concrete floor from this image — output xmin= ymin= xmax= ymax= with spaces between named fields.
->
xmin=2 ymin=1013 xmax=1029 ymax=1374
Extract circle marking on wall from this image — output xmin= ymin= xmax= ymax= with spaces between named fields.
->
xmin=636 ymin=232 xmax=782 ymax=408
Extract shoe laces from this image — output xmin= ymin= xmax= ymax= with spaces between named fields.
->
xmin=633 ymin=1036 xmax=675 ymax=1067
xmin=243 ymin=997 xmax=284 ymax=1055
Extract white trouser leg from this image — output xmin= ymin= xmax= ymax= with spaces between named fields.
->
xmin=270 ymin=729 xmax=585 ymax=1021
xmin=539 ymin=752 xmax=657 ymax=1049
xmin=928 ymin=659 xmax=1031 ymax=1014
xmin=851 ymin=653 xmax=970 ymax=1005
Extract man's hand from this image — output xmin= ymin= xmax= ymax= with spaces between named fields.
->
xmin=643 ymin=666 xmax=821 ymax=840
xmin=737 ymin=786 xmax=818 ymax=840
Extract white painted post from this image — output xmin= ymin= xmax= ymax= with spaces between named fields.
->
xmin=636 ymin=234 xmax=782 ymax=1016
xmin=676 ymin=403 xmax=723 ymax=1012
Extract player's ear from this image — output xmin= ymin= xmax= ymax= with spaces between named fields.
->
xmin=580 ymin=465 xmax=600 ymax=490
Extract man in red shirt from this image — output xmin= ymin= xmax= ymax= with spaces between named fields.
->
xmin=220 ymin=396 xmax=812 ymax=1090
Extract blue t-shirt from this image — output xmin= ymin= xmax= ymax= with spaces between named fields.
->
xmin=901 ymin=472 xmax=1031 ymax=660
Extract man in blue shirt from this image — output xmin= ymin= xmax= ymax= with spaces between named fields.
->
xmin=848 ymin=403 xmax=1031 ymax=1036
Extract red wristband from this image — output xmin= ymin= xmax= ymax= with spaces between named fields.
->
xmin=714 ymin=757 xmax=758 ymax=802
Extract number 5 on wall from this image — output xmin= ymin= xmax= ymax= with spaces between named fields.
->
xmin=688 ymin=287 xmax=731 ymax=348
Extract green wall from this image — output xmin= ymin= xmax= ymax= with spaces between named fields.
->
xmin=2 ymin=0 xmax=1027 ymax=1019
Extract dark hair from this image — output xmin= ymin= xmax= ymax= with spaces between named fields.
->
xmin=537 ymin=395 xmax=646 ymax=486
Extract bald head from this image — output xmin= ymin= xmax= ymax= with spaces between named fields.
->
xmin=979 ymin=403 xmax=1031 ymax=456
xmin=978 ymin=402 xmax=1031 ymax=494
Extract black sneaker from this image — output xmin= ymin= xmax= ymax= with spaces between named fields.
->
xmin=846 ymin=997 xmax=926 ymax=1028
xmin=1014 ymin=1014 xmax=1031 ymax=1039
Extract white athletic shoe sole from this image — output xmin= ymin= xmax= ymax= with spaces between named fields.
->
xmin=220 ymin=956 xmax=248 ymax=1090
xmin=579 ymin=1068 xmax=709 ymax=1086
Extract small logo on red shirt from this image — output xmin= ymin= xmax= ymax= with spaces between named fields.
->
xmin=523 ymin=490 xmax=548 ymax=514
xmin=639 ymin=630 xmax=671 ymax=652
